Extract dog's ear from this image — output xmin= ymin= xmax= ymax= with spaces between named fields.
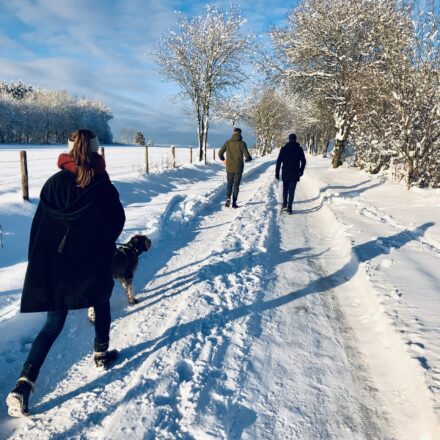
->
xmin=130 ymin=235 xmax=143 ymax=247
xmin=129 ymin=235 xmax=138 ymax=245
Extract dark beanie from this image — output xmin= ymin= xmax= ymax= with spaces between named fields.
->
xmin=289 ymin=133 xmax=297 ymax=142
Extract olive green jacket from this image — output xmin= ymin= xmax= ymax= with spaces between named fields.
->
xmin=218 ymin=132 xmax=252 ymax=173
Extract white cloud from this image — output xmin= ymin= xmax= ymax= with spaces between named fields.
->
xmin=0 ymin=0 xmax=289 ymax=144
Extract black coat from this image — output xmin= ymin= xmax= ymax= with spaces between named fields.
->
xmin=275 ymin=141 xmax=306 ymax=182
xmin=21 ymin=170 xmax=125 ymax=313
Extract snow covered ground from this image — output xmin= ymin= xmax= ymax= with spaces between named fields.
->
xmin=0 ymin=145 xmax=214 ymax=199
xmin=0 ymin=147 xmax=439 ymax=439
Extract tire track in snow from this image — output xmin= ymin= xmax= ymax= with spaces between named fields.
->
xmin=301 ymin=171 xmax=440 ymax=258
xmin=297 ymin=174 xmax=440 ymax=440
xmin=94 ymin=165 xmax=278 ymax=439
xmin=301 ymin=168 xmax=440 ymax=420
xmin=206 ymin=183 xmax=395 ymax=440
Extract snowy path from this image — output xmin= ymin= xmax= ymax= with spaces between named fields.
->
xmin=1 ymin=155 xmax=439 ymax=439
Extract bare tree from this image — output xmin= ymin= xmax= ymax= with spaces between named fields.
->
xmin=249 ymin=88 xmax=291 ymax=156
xmin=119 ymin=128 xmax=137 ymax=145
xmin=353 ymin=1 xmax=440 ymax=187
xmin=270 ymin=0 xmax=394 ymax=168
xmin=285 ymin=93 xmax=334 ymax=156
xmin=262 ymin=0 xmax=439 ymax=187
xmin=212 ymin=94 xmax=252 ymax=128
xmin=155 ymin=5 xmax=249 ymax=162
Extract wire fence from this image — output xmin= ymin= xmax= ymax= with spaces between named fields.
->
xmin=0 ymin=145 xmax=230 ymax=199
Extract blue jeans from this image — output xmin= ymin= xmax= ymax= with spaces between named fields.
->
xmin=24 ymin=301 xmax=111 ymax=380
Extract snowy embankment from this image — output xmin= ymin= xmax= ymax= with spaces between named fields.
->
xmin=0 ymin=151 xmax=439 ymax=439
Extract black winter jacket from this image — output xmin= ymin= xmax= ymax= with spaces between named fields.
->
xmin=20 ymin=170 xmax=125 ymax=312
xmin=275 ymin=141 xmax=306 ymax=182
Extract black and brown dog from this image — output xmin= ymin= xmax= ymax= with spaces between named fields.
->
xmin=88 ymin=234 xmax=152 ymax=322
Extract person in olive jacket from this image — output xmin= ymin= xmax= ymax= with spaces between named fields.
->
xmin=275 ymin=133 xmax=306 ymax=214
xmin=6 ymin=129 xmax=125 ymax=417
xmin=218 ymin=127 xmax=252 ymax=208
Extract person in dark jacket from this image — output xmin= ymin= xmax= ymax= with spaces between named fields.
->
xmin=275 ymin=133 xmax=306 ymax=214
xmin=218 ymin=127 xmax=252 ymax=208
xmin=6 ymin=129 xmax=125 ymax=417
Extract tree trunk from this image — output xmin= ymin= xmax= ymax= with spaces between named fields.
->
xmin=407 ymin=157 xmax=414 ymax=190
xmin=332 ymin=107 xmax=351 ymax=168
xmin=202 ymin=113 xmax=209 ymax=165
xmin=323 ymin=139 xmax=331 ymax=157
xmin=332 ymin=139 xmax=345 ymax=167
xmin=197 ymin=118 xmax=203 ymax=162
xmin=195 ymin=104 xmax=203 ymax=162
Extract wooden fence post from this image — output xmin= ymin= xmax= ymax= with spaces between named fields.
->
xmin=213 ymin=148 xmax=215 ymax=161
xmin=190 ymin=148 xmax=193 ymax=164
xmin=144 ymin=146 xmax=149 ymax=174
xmin=171 ymin=146 xmax=176 ymax=168
xmin=20 ymin=150 xmax=29 ymax=201
xmin=99 ymin=146 xmax=105 ymax=159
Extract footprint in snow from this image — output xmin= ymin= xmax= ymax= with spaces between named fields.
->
xmin=406 ymin=340 xmax=425 ymax=352
xmin=177 ymin=359 xmax=194 ymax=382
xmin=380 ymin=258 xmax=393 ymax=269
xmin=414 ymin=356 xmax=430 ymax=370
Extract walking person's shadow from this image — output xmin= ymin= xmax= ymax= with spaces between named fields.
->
xmin=31 ymin=221 xmax=434 ymax=438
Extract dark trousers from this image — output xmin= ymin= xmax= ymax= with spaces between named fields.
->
xmin=24 ymin=301 xmax=111 ymax=381
xmin=283 ymin=180 xmax=298 ymax=209
xmin=226 ymin=172 xmax=242 ymax=201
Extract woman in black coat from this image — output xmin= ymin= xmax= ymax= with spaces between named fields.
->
xmin=275 ymin=133 xmax=306 ymax=213
xmin=6 ymin=129 xmax=125 ymax=417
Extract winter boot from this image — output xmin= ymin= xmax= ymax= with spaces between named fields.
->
xmin=94 ymin=350 xmax=119 ymax=369
xmin=232 ymin=197 xmax=238 ymax=209
xmin=225 ymin=198 xmax=231 ymax=208
xmin=281 ymin=203 xmax=287 ymax=211
xmin=94 ymin=341 xmax=119 ymax=370
xmin=287 ymin=207 xmax=293 ymax=214
xmin=6 ymin=380 xmax=33 ymax=417
xmin=6 ymin=363 xmax=38 ymax=417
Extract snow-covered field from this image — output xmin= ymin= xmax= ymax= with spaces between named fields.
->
xmin=0 ymin=145 xmax=215 ymax=199
xmin=0 ymin=147 xmax=439 ymax=439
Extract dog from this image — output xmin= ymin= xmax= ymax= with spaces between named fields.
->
xmin=88 ymin=234 xmax=152 ymax=323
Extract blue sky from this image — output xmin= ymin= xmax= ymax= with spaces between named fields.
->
xmin=0 ymin=0 xmax=296 ymax=145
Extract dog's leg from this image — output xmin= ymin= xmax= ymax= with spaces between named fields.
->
xmin=122 ymin=279 xmax=138 ymax=305
xmin=88 ymin=307 xmax=96 ymax=323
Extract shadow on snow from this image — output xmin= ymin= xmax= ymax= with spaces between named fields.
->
xmin=29 ymin=199 xmax=434 ymax=436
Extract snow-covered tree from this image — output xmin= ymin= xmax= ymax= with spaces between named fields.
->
xmin=352 ymin=1 xmax=440 ymax=187
xmin=212 ymin=94 xmax=252 ymax=128
xmin=285 ymin=93 xmax=334 ymax=156
xmin=0 ymin=80 xmax=33 ymax=100
xmin=119 ymin=128 xmax=137 ymax=144
xmin=249 ymin=88 xmax=291 ymax=156
xmin=0 ymin=81 xmax=113 ymax=144
xmin=155 ymin=5 xmax=249 ymax=162
xmin=270 ymin=0 xmax=396 ymax=168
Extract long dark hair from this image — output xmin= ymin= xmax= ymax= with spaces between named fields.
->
xmin=68 ymin=129 xmax=96 ymax=188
